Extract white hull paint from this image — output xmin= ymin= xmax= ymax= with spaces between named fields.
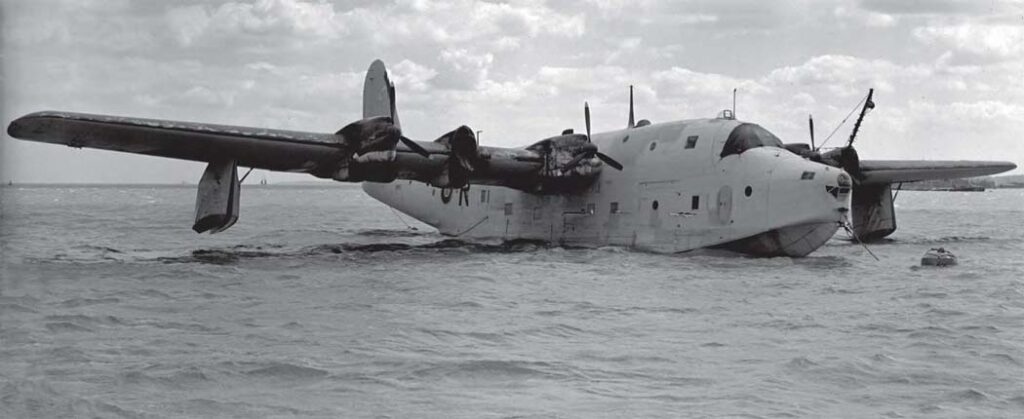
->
xmin=364 ymin=119 xmax=852 ymax=257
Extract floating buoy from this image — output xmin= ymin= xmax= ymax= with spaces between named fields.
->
xmin=921 ymin=247 xmax=957 ymax=267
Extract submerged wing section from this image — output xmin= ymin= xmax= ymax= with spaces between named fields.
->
xmin=858 ymin=160 xmax=1017 ymax=185
xmin=6 ymin=111 xmax=349 ymax=173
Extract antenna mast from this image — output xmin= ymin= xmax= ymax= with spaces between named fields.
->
xmin=846 ymin=88 xmax=875 ymax=147
xmin=732 ymin=88 xmax=737 ymax=117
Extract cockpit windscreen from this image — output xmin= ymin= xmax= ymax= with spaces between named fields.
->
xmin=720 ymin=123 xmax=784 ymax=158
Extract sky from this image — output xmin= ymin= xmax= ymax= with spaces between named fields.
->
xmin=1 ymin=0 xmax=1022 ymax=183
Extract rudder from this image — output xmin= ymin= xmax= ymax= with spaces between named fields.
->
xmin=363 ymin=59 xmax=400 ymax=129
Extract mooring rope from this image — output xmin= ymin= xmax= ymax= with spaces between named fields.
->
xmin=840 ymin=214 xmax=880 ymax=261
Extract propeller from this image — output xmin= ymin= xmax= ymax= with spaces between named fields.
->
xmin=337 ymin=116 xmax=430 ymax=158
xmin=399 ymin=135 xmax=431 ymax=158
xmin=808 ymin=114 xmax=815 ymax=150
xmin=560 ymin=102 xmax=624 ymax=172
xmin=585 ymin=102 xmax=591 ymax=141
xmin=437 ymin=126 xmax=478 ymax=173
xmin=628 ymin=85 xmax=635 ymax=129
xmin=837 ymin=88 xmax=873 ymax=178
xmin=806 ymin=89 xmax=875 ymax=180
xmin=846 ymin=88 xmax=874 ymax=148
xmin=561 ymin=142 xmax=625 ymax=171
xmin=432 ymin=125 xmax=479 ymax=188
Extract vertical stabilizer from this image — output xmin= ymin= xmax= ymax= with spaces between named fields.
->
xmin=363 ymin=59 xmax=400 ymax=129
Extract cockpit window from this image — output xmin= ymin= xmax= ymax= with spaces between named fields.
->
xmin=720 ymin=123 xmax=785 ymax=158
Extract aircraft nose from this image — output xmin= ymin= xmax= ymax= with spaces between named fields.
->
xmin=825 ymin=171 xmax=853 ymax=200
xmin=767 ymin=160 xmax=851 ymax=225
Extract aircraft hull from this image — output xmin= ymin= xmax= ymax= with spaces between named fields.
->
xmin=363 ymin=120 xmax=851 ymax=257
xmin=363 ymin=154 xmax=850 ymax=256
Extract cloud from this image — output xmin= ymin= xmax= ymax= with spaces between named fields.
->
xmin=914 ymin=24 xmax=1024 ymax=63
xmin=833 ymin=5 xmax=898 ymax=28
xmin=4 ymin=0 xmax=1023 ymax=182
xmin=653 ymin=67 xmax=767 ymax=98
xmin=858 ymin=0 xmax=1004 ymax=15
xmin=434 ymin=48 xmax=495 ymax=90
xmin=166 ymin=6 xmax=211 ymax=46
xmin=766 ymin=55 xmax=929 ymax=96
xmin=391 ymin=59 xmax=438 ymax=92
xmin=369 ymin=0 xmax=585 ymax=48
xmin=164 ymin=0 xmax=349 ymax=48
xmin=537 ymin=66 xmax=632 ymax=94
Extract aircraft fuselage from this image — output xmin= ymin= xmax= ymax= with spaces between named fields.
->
xmin=364 ymin=117 xmax=852 ymax=257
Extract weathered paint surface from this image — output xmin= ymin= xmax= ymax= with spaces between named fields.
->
xmin=364 ymin=117 xmax=852 ymax=256
xmin=5 ymin=59 xmax=1017 ymax=254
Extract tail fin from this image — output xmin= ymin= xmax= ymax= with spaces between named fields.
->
xmin=363 ymin=59 xmax=400 ymax=129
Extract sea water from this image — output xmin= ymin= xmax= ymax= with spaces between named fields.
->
xmin=1 ymin=184 xmax=1022 ymax=418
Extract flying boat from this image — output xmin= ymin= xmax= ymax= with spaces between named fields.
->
xmin=6 ymin=60 xmax=1016 ymax=256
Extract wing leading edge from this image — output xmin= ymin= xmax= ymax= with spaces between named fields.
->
xmin=6 ymin=111 xmax=350 ymax=173
xmin=858 ymin=160 xmax=1017 ymax=185
xmin=4 ymin=110 xmax=561 ymax=190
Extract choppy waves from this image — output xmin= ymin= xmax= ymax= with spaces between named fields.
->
xmin=2 ymin=186 xmax=1023 ymax=418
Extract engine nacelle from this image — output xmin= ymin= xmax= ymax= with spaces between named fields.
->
xmin=326 ymin=116 xmax=402 ymax=183
xmin=193 ymin=160 xmax=240 ymax=233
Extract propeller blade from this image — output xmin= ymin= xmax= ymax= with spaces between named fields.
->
xmin=846 ymin=88 xmax=874 ymax=148
xmin=628 ymin=86 xmax=635 ymax=129
xmin=453 ymin=154 xmax=475 ymax=172
xmin=596 ymin=152 xmax=623 ymax=171
xmin=399 ymin=136 xmax=431 ymax=158
xmin=809 ymin=114 xmax=816 ymax=150
xmin=561 ymin=152 xmax=590 ymax=172
xmin=584 ymin=102 xmax=591 ymax=142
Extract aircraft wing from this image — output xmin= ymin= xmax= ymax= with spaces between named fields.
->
xmin=858 ymin=160 xmax=1017 ymax=185
xmin=6 ymin=111 xmax=352 ymax=173
xmin=5 ymin=110 xmax=554 ymax=189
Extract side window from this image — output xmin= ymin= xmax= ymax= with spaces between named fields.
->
xmin=685 ymin=135 xmax=698 ymax=149
xmin=504 ymin=203 xmax=513 ymax=215
xmin=610 ymin=202 xmax=619 ymax=214
xmin=691 ymin=195 xmax=700 ymax=210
